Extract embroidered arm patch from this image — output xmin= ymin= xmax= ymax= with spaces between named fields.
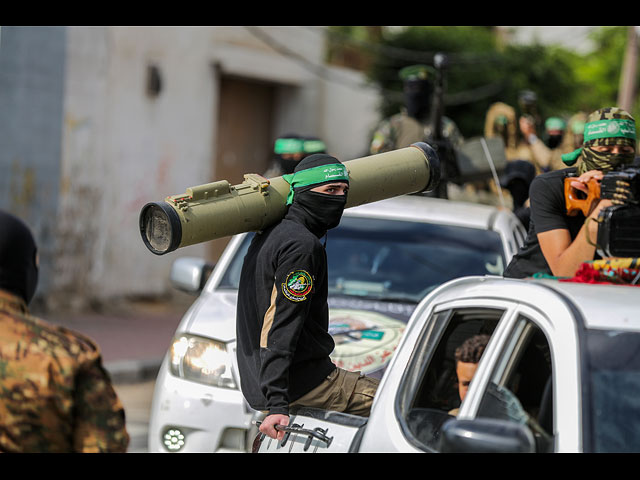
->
xmin=281 ymin=270 xmax=313 ymax=302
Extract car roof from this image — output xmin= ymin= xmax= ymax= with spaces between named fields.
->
xmin=428 ymin=275 xmax=640 ymax=332
xmin=537 ymin=278 xmax=640 ymax=331
xmin=343 ymin=194 xmax=507 ymax=231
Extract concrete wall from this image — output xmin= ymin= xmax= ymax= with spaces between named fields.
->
xmin=1 ymin=26 xmax=380 ymax=309
xmin=0 ymin=26 xmax=67 ymax=299
xmin=57 ymin=27 xmax=220 ymax=306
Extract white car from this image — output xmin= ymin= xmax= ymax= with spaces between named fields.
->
xmin=147 ymin=195 xmax=526 ymax=453
xmin=255 ymin=275 xmax=640 ymax=453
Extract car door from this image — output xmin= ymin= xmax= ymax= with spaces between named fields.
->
xmin=451 ymin=302 xmax=583 ymax=453
xmin=358 ymin=296 xmax=520 ymax=452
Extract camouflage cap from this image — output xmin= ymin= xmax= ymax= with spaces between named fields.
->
xmin=583 ymin=107 xmax=636 ymax=146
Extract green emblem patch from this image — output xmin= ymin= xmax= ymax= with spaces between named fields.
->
xmin=282 ymin=270 xmax=313 ymax=302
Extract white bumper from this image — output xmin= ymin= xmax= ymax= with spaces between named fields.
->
xmin=148 ymin=359 xmax=255 ymax=453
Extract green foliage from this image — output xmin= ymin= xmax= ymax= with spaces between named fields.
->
xmin=574 ymin=27 xmax=640 ymax=119
xmin=354 ymin=26 xmax=637 ymax=138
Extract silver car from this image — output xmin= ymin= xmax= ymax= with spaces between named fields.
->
xmin=255 ymin=275 xmax=640 ymax=453
xmin=147 ymin=194 xmax=526 ymax=453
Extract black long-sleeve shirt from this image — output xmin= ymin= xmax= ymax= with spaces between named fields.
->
xmin=236 ymin=205 xmax=336 ymax=416
xmin=504 ymin=167 xmax=589 ymax=278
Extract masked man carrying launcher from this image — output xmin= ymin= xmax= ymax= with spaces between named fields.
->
xmin=236 ymin=154 xmax=379 ymax=441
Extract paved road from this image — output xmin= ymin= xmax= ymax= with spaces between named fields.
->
xmin=113 ymin=380 xmax=156 ymax=453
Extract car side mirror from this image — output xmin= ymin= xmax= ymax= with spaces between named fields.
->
xmin=170 ymin=257 xmax=215 ymax=294
xmin=439 ymin=418 xmax=536 ymax=453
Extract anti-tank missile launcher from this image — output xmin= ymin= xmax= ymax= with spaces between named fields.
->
xmin=139 ymin=142 xmax=440 ymax=255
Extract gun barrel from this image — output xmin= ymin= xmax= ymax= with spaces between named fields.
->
xmin=139 ymin=142 xmax=440 ymax=255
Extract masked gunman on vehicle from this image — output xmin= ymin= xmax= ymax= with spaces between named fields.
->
xmin=504 ymin=107 xmax=639 ymax=280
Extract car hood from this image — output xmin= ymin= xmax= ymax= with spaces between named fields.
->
xmin=180 ymin=290 xmax=239 ymax=343
xmin=327 ymin=295 xmax=416 ymax=378
xmin=182 ymin=291 xmax=417 ymax=378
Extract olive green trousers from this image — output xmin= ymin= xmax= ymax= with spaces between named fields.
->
xmin=290 ymin=367 xmax=380 ymax=417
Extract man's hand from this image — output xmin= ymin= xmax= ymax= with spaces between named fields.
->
xmin=570 ymin=170 xmax=603 ymax=196
xmin=519 ymin=116 xmax=536 ymax=139
xmin=540 ymin=169 xmax=614 ymax=277
xmin=259 ymin=414 xmax=289 ymax=441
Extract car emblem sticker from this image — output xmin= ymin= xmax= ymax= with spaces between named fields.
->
xmin=282 ymin=270 xmax=313 ymax=302
xmin=329 ymin=309 xmax=406 ymax=375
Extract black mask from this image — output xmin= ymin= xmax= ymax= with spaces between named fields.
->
xmin=276 ymin=155 xmax=299 ymax=175
xmin=0 ymin=211 xmax=39 ymax=305
xmin=546 ymin=134 xmax=563 ymax=149
xmin=287 ymin=190 xmax=347 ymax=237
xmin=404 ymin=79 xmax=432 ymax=121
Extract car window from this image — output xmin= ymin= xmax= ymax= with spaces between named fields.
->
xmin=218 ymin=216 xmax=506 ymax=303
xmin=218 ymin=233 xmax=254 ymax=289
xmin=475 ymin=316 xmax=554 ymax=452
xmin=397 ymin=307 xmax=504 ymax=452
xmin=585 ymin=329 xmax=640 ymax=453
xmin=327 ymin=217 xmax=505 ymax=303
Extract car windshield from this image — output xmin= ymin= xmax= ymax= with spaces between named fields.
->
xmin=586 ymin=329 xmax=640 ymax=453
xmin=218 ymin=215 xmax=505 ymax=303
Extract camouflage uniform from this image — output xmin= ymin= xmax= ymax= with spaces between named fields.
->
xmin=0 ymin=290 xmax=129 ymax=453
xmin=484 ymin=102 xmax=535 ymax=166
xmin=369 ymin=110 xmax=464 ymax=155
xmin=519 ymin=115 xmax=587 ymax=172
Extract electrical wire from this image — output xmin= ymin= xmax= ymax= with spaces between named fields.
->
xmin=245 ymin=26 xmax=505 ymax=106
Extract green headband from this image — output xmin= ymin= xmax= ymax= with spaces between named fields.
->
xmin=545 ymin=117 xmax=566 ymax=132
xmin=274 ymin=138 xmax=304 ymax=154
xmin=583 ymin=118 xmax=636 ymax=142
xmin=274 ymin=138 xmax=327 ymax=154
xmin=561 ymin=118 xmax=637 ymax=165
xmin=302 ymin=139 xmax=326 ymax=153
xmin=282 ymin=163 xmax=349 ymax=205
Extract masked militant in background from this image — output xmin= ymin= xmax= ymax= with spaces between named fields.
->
xmin=0 ymin=210 xmax=129 ymax=453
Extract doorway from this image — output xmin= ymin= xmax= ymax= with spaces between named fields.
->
xmin=209 ymin=74 xmax=276 ymax=262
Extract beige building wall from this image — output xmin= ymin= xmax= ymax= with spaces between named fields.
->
xmin=53 ymin=26 xmax=379 ymax=307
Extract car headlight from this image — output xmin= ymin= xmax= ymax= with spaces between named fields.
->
xmin=169 ymin=333 xmax=237 ymax=389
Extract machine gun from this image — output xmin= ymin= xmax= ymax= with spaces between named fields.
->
xmin=564 ymin=166 xmax=640 ymax=257
xmin=427 ymin=53 xmax=460 ymax=199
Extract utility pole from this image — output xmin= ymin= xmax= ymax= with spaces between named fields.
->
xmin=617 ymin=26 xmax=638 ymax=111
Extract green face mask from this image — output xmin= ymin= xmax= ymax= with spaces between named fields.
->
xmin=282 ymin=163 xmax=350 ymax=205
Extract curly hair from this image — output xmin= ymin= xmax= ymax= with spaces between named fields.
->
xmin=455 ymin=334 xmax=490 ymax=364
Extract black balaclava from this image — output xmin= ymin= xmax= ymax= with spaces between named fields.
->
xmin=546 ymin=134 xmax=563 ymax=149
xmin=273 ymin=133 xmax=304 ymax=174
xmin=284 ymin=154 xmax=349 ymax=238
xmin=0 ymin=211 xmax=39 ymax=305
xmin=404 ymin=79 xmax=433 ymax=121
